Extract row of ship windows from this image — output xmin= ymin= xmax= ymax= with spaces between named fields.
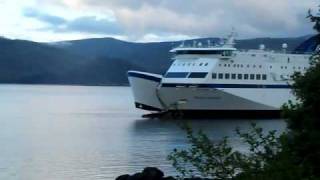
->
xmin=173 ymin=62 xmax=209 ymax=66
xmin=165 ymin=72 xmax=268 ymax=80
xmin=219 ymin=64 xmax=263 ymax=68
xmin=172 ymin=63 xmax=307 ymax=70
xmin=212 ymin=73 xmax=267 ymax=80
xmin=219 ymin=63 xmax=307 ymax=70
xmin=280 ymin=66 xmax=306 ymax=70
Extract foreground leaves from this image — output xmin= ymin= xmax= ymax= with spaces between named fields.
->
xmin=168 ymin=123 xmax=285 ymax=179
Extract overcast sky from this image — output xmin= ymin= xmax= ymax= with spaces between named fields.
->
xmin=0 ymin=0 xmax=318 ymax=42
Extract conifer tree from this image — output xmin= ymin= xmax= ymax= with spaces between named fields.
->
xmin=282 ymin=8 xmax=320 ymax=178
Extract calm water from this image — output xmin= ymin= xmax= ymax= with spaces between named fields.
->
xmin=0 ymin=85 xmax=286 ymax=180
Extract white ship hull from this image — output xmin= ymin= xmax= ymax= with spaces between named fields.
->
xmin=128 ymin=71 xmax=163 ymax=111
xmin=128 ymin=71 xmax=294 ymax=116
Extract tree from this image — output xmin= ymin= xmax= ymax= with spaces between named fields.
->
xmin=168 ymin=6 xmax=320 ymax=180
xmin=308 ymin=8 xmax=320 ymax=32
xmin=282 ymin=7 xmax=320 ymax=178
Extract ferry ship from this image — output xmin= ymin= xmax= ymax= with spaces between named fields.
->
xmin=128 ymin=33 xmax=314 ymax=118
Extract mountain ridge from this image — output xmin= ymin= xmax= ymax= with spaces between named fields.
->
xmin=0 ymin=35 xmax=313 ymax=86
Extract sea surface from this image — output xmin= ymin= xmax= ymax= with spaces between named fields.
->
xmin=0 ymin=85 xmax=286 ymax=180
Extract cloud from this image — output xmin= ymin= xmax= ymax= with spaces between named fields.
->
xmin=56 ymin=16 xmax=123 ymax=34
xmin=21 ymin=0 xmax=320 ymax=42
xmin=23 ymin=8 xmax=66 ymax=26
xmin=52 ymin=0 xmax=317 ymax=39
xmin=138 ymin=33 xmax=196 ymax=42
xmin=23 ymin=8 xmax=123 ymax=35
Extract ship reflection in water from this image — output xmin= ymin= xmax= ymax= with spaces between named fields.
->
xmin=0 ymin=85 xmax=286 ymax=179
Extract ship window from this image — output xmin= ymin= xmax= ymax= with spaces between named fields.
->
xmin=188 ymin=63 xmax=191 ymax=66
xmin=205 ymin=63 xmax=208 ymax=66
xmin=218 ymin=73 xmax=223 ymax=79
xmin=233 ymin=64 xmax=236 ymax=68
xmin=252 ymin=54 xmax=256 ymax=57
xmin=244 ymin=74 xmax=249 ymax=80
xmin=165 ymin=72 xmax=189 ymax=78
xmin=262 ymin=74 xmax=267 ymax=80
xmin=188 ymin=72 xmax=208 ymax=78
xmin=247 ymin=65 xmax=250 ymax=68
xmin=256 ymin=74 xmax=261 ymax=80
xmin=253 ymin=65 xmax=256 ymax=68
xmin=222 ymin=50 xmax=232 ymax=56
xmin=224 ymin=64 xmax=227 ymax=67
xmin=225 ymin=73 xmax=230 ymax=79
xmin=238 ymin=74 xmax=243 ymax=80
xmin=270 ymin=66 xmax=272 ymax=69
xmin=212 ymin=73 xmax=217 ymax=79
xmin=240 ymin=64 xmax=244 ymax=68
xmin=259 ymin=65 xmax=262 ymax=68
xmin=199 ymin=63 xmax=203 ymax=66
xmin=231 ymin=74 xmax=236 ymax=79
xmin=250 ymin=74 xmax=255 ymax=80
xmin=228 ymin=64 xmax=231 ymax=67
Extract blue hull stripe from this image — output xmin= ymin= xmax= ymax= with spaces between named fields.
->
xmin=128 ymin=72 xmax=162 ymax=82
xmin=162 ymin=83 xmax=291 ymax=89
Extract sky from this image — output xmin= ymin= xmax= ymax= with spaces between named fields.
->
xmin=0 ymin=0 xmax=318 ymax=42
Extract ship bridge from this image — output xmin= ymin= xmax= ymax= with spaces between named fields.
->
xmin=171 ymin=31 xmax=237 ymax=59
xmin=171 ymin=47 xmax=236 ymax=55
xmin=170 ymin=46 xmax=237 ymax=60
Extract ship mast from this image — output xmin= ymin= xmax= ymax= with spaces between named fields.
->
xmin=223 ymin=29 xmax=236 ymax=48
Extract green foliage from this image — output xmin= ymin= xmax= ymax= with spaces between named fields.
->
xmin=168 ymin=123 xmax=285 ymax=179
xmin=234 ymin=124 xmax=280 ymax=174
xmin=282 ymin=8 xmax=320 ymax=178
xmin=168 ymin=123 xmax=312 ymax=180
xmin=308 ymin=8 xmax=320 ymax=32
xmin=168 ymin=124 xmax=239 ymax=179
